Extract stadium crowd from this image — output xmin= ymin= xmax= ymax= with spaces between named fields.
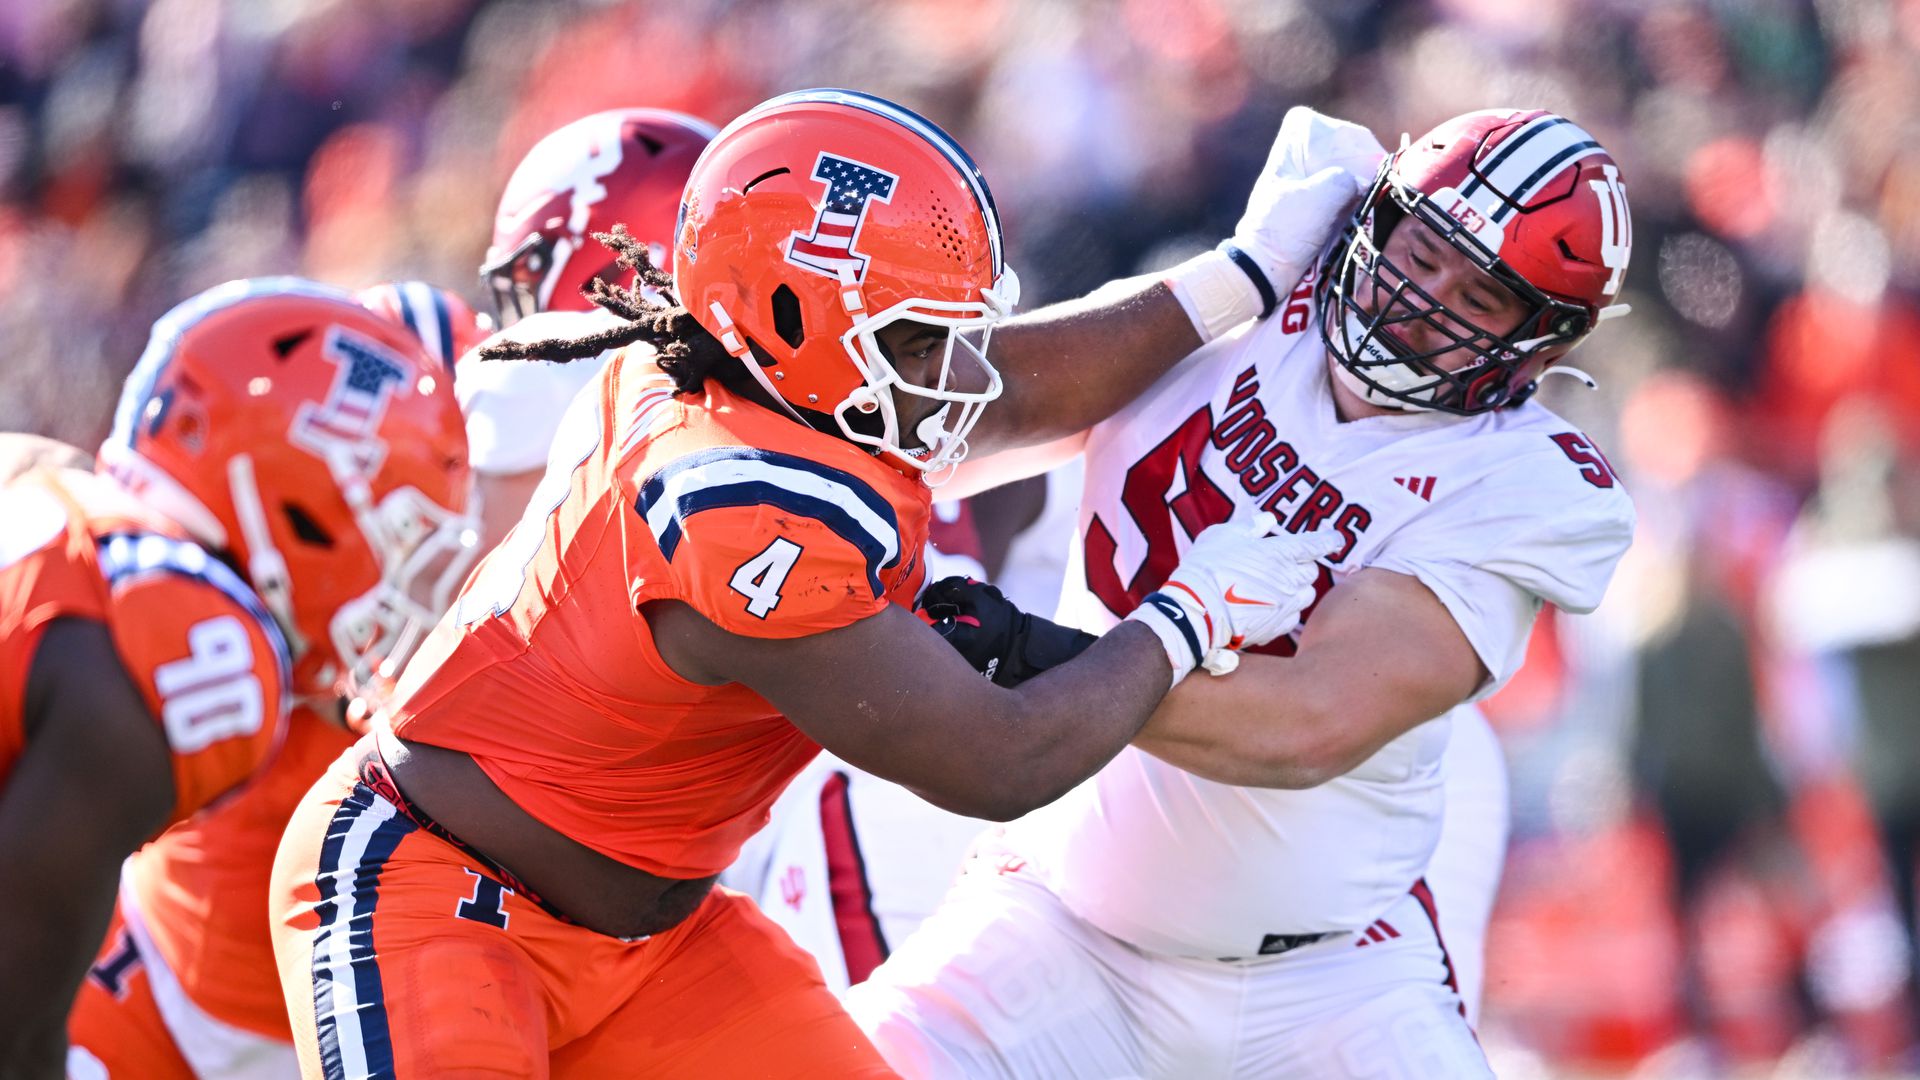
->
xmin=4 ymin=0 xmax=1919 ymax=1073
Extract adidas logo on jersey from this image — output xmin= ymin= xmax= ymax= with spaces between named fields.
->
xmin=1393 ymin=476 xmax=1437 ymax=501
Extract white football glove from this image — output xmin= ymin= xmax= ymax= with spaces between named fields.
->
xmin=1165 ymin=107 xmax=1382 ymax=342
xmin=1125 ymin=505 xmax=1345 ymax=687
xmin=1225 ymin=107 xmax=1385 ymax=312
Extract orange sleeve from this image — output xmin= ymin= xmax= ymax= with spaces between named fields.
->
xmin=633 ymin=447 xmax=906 ymax=639
xmin=97 ymin=535 xmax=291 ymax=825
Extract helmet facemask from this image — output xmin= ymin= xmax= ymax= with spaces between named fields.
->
xmin=328 ymin=483 xmax=477 ymax=699
xmin=230 ymin=441 xmax=477 ymax=705
xmin=480 ymin=231 xmax=565 ymax=329
xmin=832 ymin=268 xmax=1019 ymax=484
xmin=1320 ymin=160 xmax=1598 ymax=415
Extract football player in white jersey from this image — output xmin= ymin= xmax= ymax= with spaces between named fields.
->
xmin=845 ymin=105 xmax=1637 ymax=1078
xmin=461 ymin=107 xmax=715 ymax=549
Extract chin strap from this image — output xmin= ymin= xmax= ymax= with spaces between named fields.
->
xmin=1539 ymin=365 xmax=1599 ymax=389
xmin=709 ymin=301 xmax=806 ymax=424
xmin=227 ymin=452 xmax=306 ymax=656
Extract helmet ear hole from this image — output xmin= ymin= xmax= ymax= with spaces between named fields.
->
xmin=771 ymin=285 xmax=805 ymax=348
xmin=283 ymin=502 xmax=336 ymax=549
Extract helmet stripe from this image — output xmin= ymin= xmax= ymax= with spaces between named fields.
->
xmin=1457 ymin=115 xmax=1569 ymax=201
xmin=1489 ymin=141 xmax=1604 ymax=223
xmin=1459 ymin=114 xmax=1606 ymax=222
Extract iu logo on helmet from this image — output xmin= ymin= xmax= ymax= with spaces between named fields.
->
xmin=1588 ymin=163 xmax=1632 ymax=298
xmin=291 ymin=325 xmax=410 ymax=475
xmin=785 ymin=152 xmax=897 ymax=283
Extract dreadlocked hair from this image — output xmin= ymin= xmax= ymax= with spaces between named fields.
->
xmin=476 ymin=223 xmax=753 ymax=397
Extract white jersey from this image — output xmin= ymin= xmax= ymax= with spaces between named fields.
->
xmin=1012 ymin=303 xmax=1634 ymax=959
xmin=453 ymin=309 xmax=621 ymax=474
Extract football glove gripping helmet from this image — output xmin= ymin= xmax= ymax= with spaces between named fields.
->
xmin=98 ymin=278 xmax=475 ymax=704
xmin=674 ymin=89 xmax=1019 ymax=481
xmin=483 ymin=109 xmax=716 ymax=327
xmin=916 ymin=576 xmax=1097 ymax=688
xmin=1125 ymin=507 xmax=1343 ymax=687
xmin=1320 ymin=108 xmax=1634 ymax=415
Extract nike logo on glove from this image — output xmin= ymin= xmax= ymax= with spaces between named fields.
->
xmin=1223 ymin=586 xmax=1273 ymax=606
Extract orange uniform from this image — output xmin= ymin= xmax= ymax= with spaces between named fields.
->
xmin=68 ymin=706 xmax=353 ymax=1078
xmin=0 ymin=468 xmax=288 ymax=823
xmin=271 ymin=348 xmax=925 ymax=1076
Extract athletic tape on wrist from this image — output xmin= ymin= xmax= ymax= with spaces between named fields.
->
xmin=1126 ymin=590 xmax=1206 ymax=687
xmin=1164 ymin=248 xmax=1266 ymax=343
xmin=1220 ymin=243 xmax=1279 ymax=318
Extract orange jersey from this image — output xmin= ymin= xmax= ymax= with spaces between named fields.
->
xmin=0 ymin=468 xmax=289 ymax=825
xmin=388 ymin=348 xmax=931 ymax=878
xmin=122 ymin=704 xmax=354 ymax=1038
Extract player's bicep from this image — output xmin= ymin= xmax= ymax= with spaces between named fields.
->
xmin=0 ymin=619 xmax=173 ymax=1056
xmin=1288 ymin=567 xmax=1487 ymax=750
xmin=1142 ymin=568 xmax=1487 ymax=788
xmin=647 ymin=599 xmax=1007 ymax=799
xmin=937 ymin=429 xmax=1087 ymax=501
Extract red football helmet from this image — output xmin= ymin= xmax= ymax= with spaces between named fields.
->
xmin=357 ymin=280 xmax=491 ymax=369
xmin=97 ymin=279 xmax=475 ymax=702
xmin=1319 ymin=109 xmax=1633 ymax=414
xmin=482 ymin=108 xmax=716 ymax=327
xmin=674 ymin=89 xmax=1019 ymax=479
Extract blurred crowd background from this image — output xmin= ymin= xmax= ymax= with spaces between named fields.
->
xmin=4 ymin=0 xmax=1919 ymax=1075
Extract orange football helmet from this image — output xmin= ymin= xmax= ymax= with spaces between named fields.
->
xmin=483 ymin=108 xmax=716 ymax=327
xmin=98 ymin=278 xmax=474 ymax=702
xmin=357 ymin=280 xmax=492 ymax=370
xmin=674 ymin=89 xmax=1019 ymax=479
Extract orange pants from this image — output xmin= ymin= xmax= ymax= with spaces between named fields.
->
xmin=269 ymin=751 xmax=896 ymax=1078
xmin=68 ymin=908 xmax=197 ymax=1080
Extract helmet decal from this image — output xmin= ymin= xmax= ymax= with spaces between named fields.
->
xmin=290 ymin=325 xmax=412 ymax=476
xmin=1590 ymin=163 xmax=1632 ymax=297
xmin=1458 ymin=115 xmax=1603 ymax=225
xmin=784 ymin=152 xmax=898 ymax=283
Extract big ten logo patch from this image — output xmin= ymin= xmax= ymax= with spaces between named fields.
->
xmin=780 ymin=865 xmax=807 ymax=912
xmin=1279 ymin=263 xmax=1319 ymax=334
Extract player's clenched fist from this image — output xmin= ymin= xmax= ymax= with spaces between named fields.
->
xmin=1227 ymin=107 xmax=1385 ymax=308
xmin=1125 ymin=509 xmax=1343 ymax=685
xmin=1164 ymin=107 xmax=1379 ymax=343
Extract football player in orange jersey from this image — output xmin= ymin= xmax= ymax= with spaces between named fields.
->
xmin=60 ymin=280 xmax=482 ymax=1080
xmin=267 ymin=88 xmax=1358 ymax=1077
xmin=2 ymin=279 xmax=470 ymax=1078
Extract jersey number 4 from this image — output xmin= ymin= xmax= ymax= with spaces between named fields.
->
xmin=730 ymin=538 xmax=803 ymax=618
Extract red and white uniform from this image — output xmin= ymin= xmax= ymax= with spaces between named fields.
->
xmin=850 ymin=298 xmax=1633 ymax=1077
xmin=0 ymin=469 xmax=288 ymax=821
xmin=454 ymin=310 xmax=619 ymax=477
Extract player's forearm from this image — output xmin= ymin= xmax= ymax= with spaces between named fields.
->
xmin=920 ymin=622 xmax=1174 ymax=821
xmin=970 ymin=274 xmax=1201 ymax=455
xmin=1131 ymin=653 xmax=1354 ymax=789
xmin=0 ymin=834 xmax=125 ymax=1076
